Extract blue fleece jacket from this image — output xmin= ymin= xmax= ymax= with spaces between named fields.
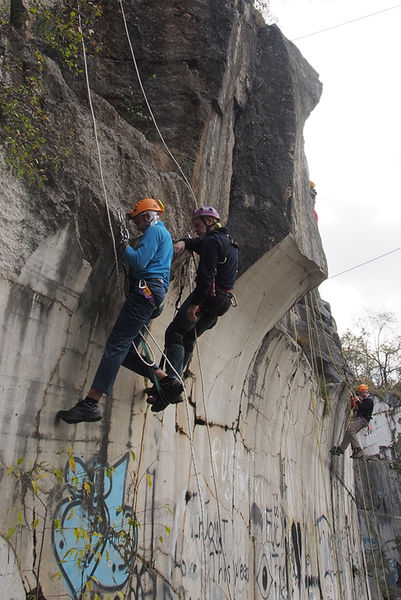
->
xmin=122 ymin=221 xmax=173 ymax=288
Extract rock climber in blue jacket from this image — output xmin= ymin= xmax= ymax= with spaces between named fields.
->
xmin=57 ymin=198 xmax=182 ymax=424
xmin=147 ymin=205 xmax=238 ymax=412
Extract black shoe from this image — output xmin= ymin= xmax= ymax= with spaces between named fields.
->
xmin=148 ymin=393 xmax=183 ymax=408
xmin=57 ymin=398 xmax=102 ymax=424
xmin=330 ymin=446 xmax=344 ymax=455
xmin=150 ymin=376 xmax=183 ymax=413
xmin=351 ymin=449 xmax=364 ymax=459
xmin=146 ymin=376 xmax=183 ymax=399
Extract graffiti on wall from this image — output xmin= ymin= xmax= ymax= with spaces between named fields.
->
xmin=52 ymin=453 xmax=137 ymax=599
xmin=251 ymin=500 xmax=327 ymax=600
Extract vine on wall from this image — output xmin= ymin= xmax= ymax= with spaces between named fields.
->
xmin=0 ymin=0 xmax=102 ymax=186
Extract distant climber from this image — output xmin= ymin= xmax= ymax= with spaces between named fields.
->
xmin=330 ymin=384 xmax=374 ymax=459
xmin=310 ymin=181 xmax=318 ymax=223
xmin=147 ymin=206 xmax=239 ymax=412
xmin=57 ymin=198 xmax=183 ymax=424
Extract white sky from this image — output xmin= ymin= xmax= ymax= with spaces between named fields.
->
xmin=268 ymin=0 xmax=401 ymax=335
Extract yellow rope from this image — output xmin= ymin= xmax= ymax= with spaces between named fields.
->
xmin=309 ymin=388 xmax=344 ymax=600
xmin=307 ymin=289 xmax=390 ymax=597
xmin=362 ymin=456 xmax=391 ymax=600
xmin=355 ymin=459 xmax=384 ymax=598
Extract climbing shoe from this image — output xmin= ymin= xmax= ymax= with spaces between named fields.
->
xmin=148 ymin=376 xmax=183 ymax=413
xmin=56 ymin=398 xmax=102 ymax=424
xmin=330 ymin=447 xmax=344 ymax=455
xmin=350 ymin=449 xmax=364 ymax=459
xmin=147 ymin=394 xmax=183 ymax=406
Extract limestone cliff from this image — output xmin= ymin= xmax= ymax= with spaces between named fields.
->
xmin=0 ymin=1 xmax=393 ymax=599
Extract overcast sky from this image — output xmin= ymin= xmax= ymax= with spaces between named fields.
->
xmin=268 ymin=0 xmax=401 ymax=336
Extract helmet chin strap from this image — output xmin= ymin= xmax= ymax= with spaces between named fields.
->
xmin=201 ymin=216 xmax=219 ymax=231
xmin=146 ymin=211 xmax=160 ymax=227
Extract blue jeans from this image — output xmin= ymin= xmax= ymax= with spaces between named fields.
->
xmin=164 ymin=293 xmax=219 ymax=377
xmin=92 ymin=280 xmax=165 ymax=395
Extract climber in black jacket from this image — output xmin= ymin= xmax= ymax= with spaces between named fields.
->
xmin=147 ymin=206 xmax=238 ymax=412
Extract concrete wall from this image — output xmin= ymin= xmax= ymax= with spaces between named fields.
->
xmin=0 ymin=1 xmax=373 ymax=597
xmin=0 ymin=215 xmax=370 ymax=599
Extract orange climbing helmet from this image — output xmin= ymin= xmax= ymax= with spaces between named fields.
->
xmin=129 ymin=198 xmax=164 ymax=219
xmin=357 ymin=384 xmax=369 ymax=393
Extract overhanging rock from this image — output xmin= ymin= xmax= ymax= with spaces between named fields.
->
xmin=195 ymin=233 xmax=326 ymax=423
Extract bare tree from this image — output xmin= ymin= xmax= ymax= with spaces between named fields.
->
xmin=340 ymin=312 xmax=401 ymax=390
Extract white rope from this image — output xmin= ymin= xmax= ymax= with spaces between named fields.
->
xmin=194 ymin=330 xmax=234 ymax=600
xmin=117 ymin=0 xmax=198 ymax=207
xmin=78 ymin=14 xmax=120 ymax=276
xmin=131 ymin=331 xmax=156 ymax=367
xmin=143 ymin=324 xmax=208 ymax=598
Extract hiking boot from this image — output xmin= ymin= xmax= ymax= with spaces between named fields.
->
xmin=145 ymin=376 xmax=183 ymax=400
xmin=351 ymin=449 xmax=364 ymax=459
xmin=57 ymin=398 xmax=102 ymax=424
xmin=330 ymin=446 xmax=344 ymax=455
xmin=147 ymin=394 xmax=183 ymax=405
xmin=148 ymin=393 xmax=183 ymax=411
xmin=149 ymin=376 xmax=183 ymax=413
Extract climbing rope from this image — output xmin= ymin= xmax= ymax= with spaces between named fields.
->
xmin=142 ymin=257 xmax=233 ymax=600
xmin=362 ymin=457 xmax=391 ymax=600
xmin=117 ymin=0 xmax=198 ymax=207
xmin=304 ymin=301 xmax=345 ymax=600
xmin=309 ymin=388 xmax=344 ymax=600
xmin=194 ymin=329 xmax=234 ymax=600
xmin=142 ymin=323 xmax=208 ymax=599
xmin=355 ymin=459 xmax=386 ymax=598
xmin=78 ymin=13 xmax=120 ymax=277
xmin=306 ymin=289 xmax=390 ymax=598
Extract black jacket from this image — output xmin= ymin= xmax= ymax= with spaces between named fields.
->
xmin=184 ymin=227 xmax=238 ymax=305
xmin=356 ymin=394 xmax=374 ymax=421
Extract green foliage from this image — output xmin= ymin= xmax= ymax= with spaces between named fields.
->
xmin=3 ymin=449 xmax=171 ymax=597
xmin=1 ymin=0 xmax=8 ymax=26
xmin=30 ymin=0 xmax=102 ymax=73
xmin=341 ymin=311 xmax=401 ymax=391
xmin=0 ymin=51 xmax=58 ymax=185
xmin=0 ymin=0 xmax=102 ymax=185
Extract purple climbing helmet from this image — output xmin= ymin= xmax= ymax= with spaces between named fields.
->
xmin=192 ymin=206 xmax=220 ymax=220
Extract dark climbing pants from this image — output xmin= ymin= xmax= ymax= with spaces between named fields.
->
xmin=164 ymin=291 xmax=231 ymax=377
xmin=92 ymin=280 xmax=165 ymax=396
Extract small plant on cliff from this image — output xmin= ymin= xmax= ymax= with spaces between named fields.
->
xmin=0 ymin=0 xmax=102 ymax=185
xmin=0 ymin=47 xmax=73 ymax=185
xmin=30 ymin=0 xmax=103 ymax=73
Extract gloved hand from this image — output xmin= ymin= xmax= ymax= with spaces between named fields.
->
xmin=120 ymin=231 xmax=130 ymax=250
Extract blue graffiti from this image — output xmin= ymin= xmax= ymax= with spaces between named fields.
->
xmin=52 ymin=453 xmax=137 ymax=598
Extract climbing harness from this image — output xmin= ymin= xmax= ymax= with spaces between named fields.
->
xmin=138 ymin=279 xmax=165 ymax=313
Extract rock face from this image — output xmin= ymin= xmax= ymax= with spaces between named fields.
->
xmin=0 ymin=1 xmax=385 ymax=599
